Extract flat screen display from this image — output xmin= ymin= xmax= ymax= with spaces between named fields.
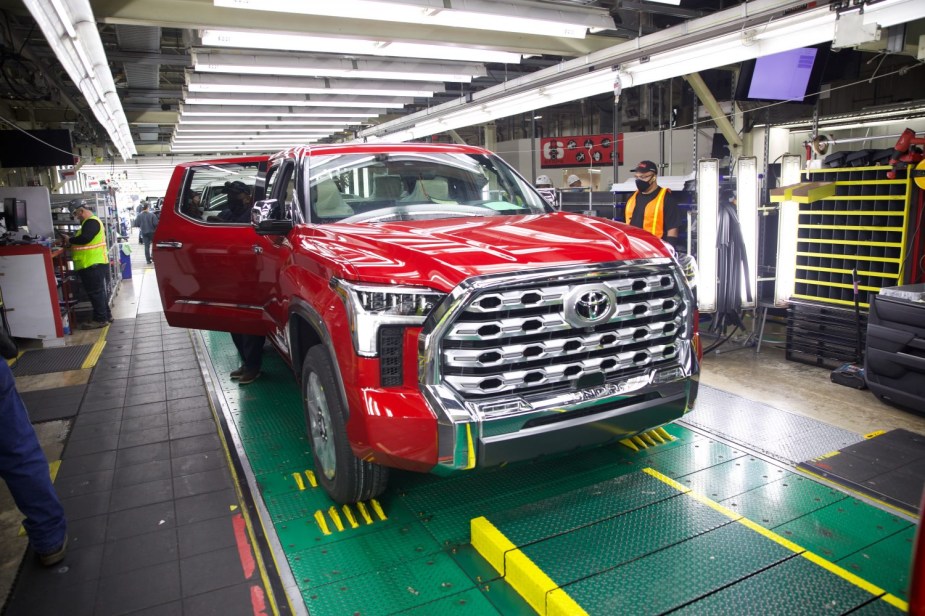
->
xmin=0 ymin=129 xmax=76 ymax=168
xmin=735 ymin=46 xmax=828 ymax=104
xmin=747 ymin=48 xmax=817 ymax=101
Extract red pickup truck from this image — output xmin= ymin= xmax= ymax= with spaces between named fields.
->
xmin=154 ymin=143 xmax=701 ymax=504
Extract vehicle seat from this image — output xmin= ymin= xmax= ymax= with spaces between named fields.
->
xmin=372 ymin=175 xmax=402 ymax=200
xmin=313 ymin=180 xmax=354 ymax=218
xmin=403 ymin=178 xmax=454 ymax=203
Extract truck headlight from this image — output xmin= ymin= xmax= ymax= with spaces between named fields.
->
xmin=333 ymin=279 xmax=445 ymax=357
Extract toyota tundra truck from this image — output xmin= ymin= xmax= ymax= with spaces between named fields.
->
xmin=154 ymin=143 xmax=700 ymax=504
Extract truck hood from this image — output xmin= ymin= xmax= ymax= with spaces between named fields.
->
xmin=299 ymin=212 xmax=671 ymax=291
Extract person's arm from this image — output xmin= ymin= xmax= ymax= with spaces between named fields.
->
xmin=662 ymin=192 xmax=684 ymax=248
xmin=67 ymin=219 xmax=101 ymax=245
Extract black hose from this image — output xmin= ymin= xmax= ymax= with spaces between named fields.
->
xmin=705 ymin=195 xmax=753 ymax=349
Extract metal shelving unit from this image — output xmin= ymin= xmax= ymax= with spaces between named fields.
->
xmin=792 ymin=165 xmax=912 ymax=309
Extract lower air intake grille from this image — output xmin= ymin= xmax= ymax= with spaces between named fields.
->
xmin=379 ymin=326 xmax=404 ymax=387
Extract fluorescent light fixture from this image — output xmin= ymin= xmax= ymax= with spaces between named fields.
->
xmin=178 ymin=120 xmax=351 ymax=126
xmin=192 ymin=51 xmax=486 ymax=83
xmin=183 ymin=92 xmax=410 ymax=109
xmin=212 ymin=0 xmax=614 ymax=38
xmin=23 ymin=0 xmax=136 ymax=159
xmin=175 ymin=128 xmax=335 ymax=134
xmin=696 ymin=159 xmax=719 ymax=313
xmin=200 ymin=29 xmax=523 ymax=64
xmin=736 ymin=157 xmax=759 ymax=309
xmin=187 ymin=73 xmax=441 ymax=98
xmin=170 ymin=144 xmax=311 ymax=152
xmin=180 ymin=105 xmax=378 ymax=119
xmin=774 ymin=154 xmax=803 ymax=306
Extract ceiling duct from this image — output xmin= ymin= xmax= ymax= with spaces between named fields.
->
xmin=116 ymin=25 xmax=163 ymax=144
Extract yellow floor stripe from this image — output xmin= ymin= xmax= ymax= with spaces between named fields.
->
xmin=471 ymin=516 xmax=587 ymax=616
xmin=81 ymin=327 xmax=108 ymax=369
xmin=291 ymin=472 xmax=305 ymax=491
xmin=643 ymin=467 xmax=906 ymax=609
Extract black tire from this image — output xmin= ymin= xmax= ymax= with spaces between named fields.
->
xmin=301 ymin=345 xmax=388 ymax=504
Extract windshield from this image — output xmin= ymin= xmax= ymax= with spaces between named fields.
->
xmin=301 ymin=151 xmax=551 ymax=224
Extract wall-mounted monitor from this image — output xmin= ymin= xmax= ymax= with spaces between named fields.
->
xmin=0 ymin=129 xmax=76 ymax=168
xmin=735 ymin=45 xmax=829 ymax=104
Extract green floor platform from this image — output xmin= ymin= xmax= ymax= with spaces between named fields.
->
xmin=199 ymin=331 xmax=915 ymax=616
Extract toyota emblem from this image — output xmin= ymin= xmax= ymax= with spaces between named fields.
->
xmin=564 ymin=284 xmax=616 ymax=327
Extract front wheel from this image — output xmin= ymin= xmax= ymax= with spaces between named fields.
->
xmin=301 ymin=345 xmax=388 ymax=504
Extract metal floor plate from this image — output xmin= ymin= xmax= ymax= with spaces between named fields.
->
xmin=682 ymin=385 xmax=865 ymax=465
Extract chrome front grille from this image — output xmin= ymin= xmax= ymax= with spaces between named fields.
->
xmin=439 ymin=263 xmax=688 ymax=400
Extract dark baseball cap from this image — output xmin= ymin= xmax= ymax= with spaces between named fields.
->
xmin=224 ymin=180 xmax=251 ymax=194
xmin=630 ymin=160 xmax=658 ymax=174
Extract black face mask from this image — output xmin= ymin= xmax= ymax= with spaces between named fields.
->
xmin=635 ymin=178 xmax=650 ymax=192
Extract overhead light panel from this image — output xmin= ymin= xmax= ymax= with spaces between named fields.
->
xmin=178 ymin=119 xmax=353 ymax=127
xmin=179 ymin=105 xmax=378 ymax=119
xmin=200 ymin=29 xmax=523 ymax=64
xmin=175 ymin=128 xmax=336 ymax=134
xmin=187 ymin=73 xmax=442 ymax=98
xmin=183 ymin=92 xmax=410 ymax=109
xmin=212 ymin=0 xmax=615 ymax=38
xmin=192 ymin=51 xmax=486 ymax=83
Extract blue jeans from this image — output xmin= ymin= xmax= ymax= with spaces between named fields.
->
xmin=0 ymin=361 xmax=67 ymax=553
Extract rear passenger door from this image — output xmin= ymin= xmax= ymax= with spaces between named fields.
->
xmin=153 ymin=156 xmax=271 ymax=334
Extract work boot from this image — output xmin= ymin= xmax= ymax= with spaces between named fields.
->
xmin=230 ymin=365 xmax=247 ymax=379
xmin=36 ymin=535 xmax=68 ymax=567
xmin=79 ymin=320 xmax=107 ymax=330
xmin=237 ymin=369 xmax=260 ymax=385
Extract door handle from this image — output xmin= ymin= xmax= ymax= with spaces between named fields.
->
xmin=155 ymin=241 xmax=183 ymax=249
xmin=252 ymin=244 xmax=263 ymax=254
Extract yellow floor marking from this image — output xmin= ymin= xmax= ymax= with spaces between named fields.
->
xmin=304 ymin=470 xmax=317 ymax=487
xmin=356 ymin=502 xmax=373 ymax=525
xmin=864 ymin=430 xmax=886 ymax=439
xmin=371 ymin=498 xmax=387 ymax=521
xmin=313 ymin=510 xmax=331 ymax=535
xmin=81 ymin=328 xmax=108 ymax=369
xmin=471 ymin=516 xmax=587 ymax=616
xmin=327 ymin=506 xmax=345 ymax=532
xmin=341 ymin=505 xmax=359 ymax=529
xmin=619 ymin=438 xmax=640 ymax=452
xmin=49 ymin=460 xmax=61 ymax=482
xmin=643 ymin=467 xmax=906 ymax=608
xmin=291 ymin=472 xmax=305 ymax=491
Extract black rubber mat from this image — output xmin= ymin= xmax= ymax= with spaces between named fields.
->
xmin=11 ymin=344 xmax=93 ymax=376
xmin=797 ymin=428 xmax=925 ymax=515
xmin=21 ymin=384 xmax=87 ymax=422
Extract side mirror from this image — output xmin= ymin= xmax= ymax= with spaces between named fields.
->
xmin=252 ymin=199 xmax=294 ymax=235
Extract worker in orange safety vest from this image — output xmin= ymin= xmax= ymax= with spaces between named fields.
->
xmin=624 ymin=160 xmax=683 ymax=249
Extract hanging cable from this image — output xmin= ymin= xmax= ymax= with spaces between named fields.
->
xmin=704 ymin=188 xmax=753 ymax=351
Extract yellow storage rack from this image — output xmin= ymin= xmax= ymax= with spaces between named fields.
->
xmin=792 ymin=165 xmax=913 ymax=310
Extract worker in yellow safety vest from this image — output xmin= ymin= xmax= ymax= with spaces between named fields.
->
xmin=62 ymin=200 xmax=112 ymax=329
xmin=624 ymin=160 xmax=683 ymax=250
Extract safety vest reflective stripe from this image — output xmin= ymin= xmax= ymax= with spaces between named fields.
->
xmin=625 ymin=187 xmax=669 ymax=238
xmin=71 ymin=215 xmax=108 ymax=270
xmin=71 ymin=242 xmax=106 ymax=251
